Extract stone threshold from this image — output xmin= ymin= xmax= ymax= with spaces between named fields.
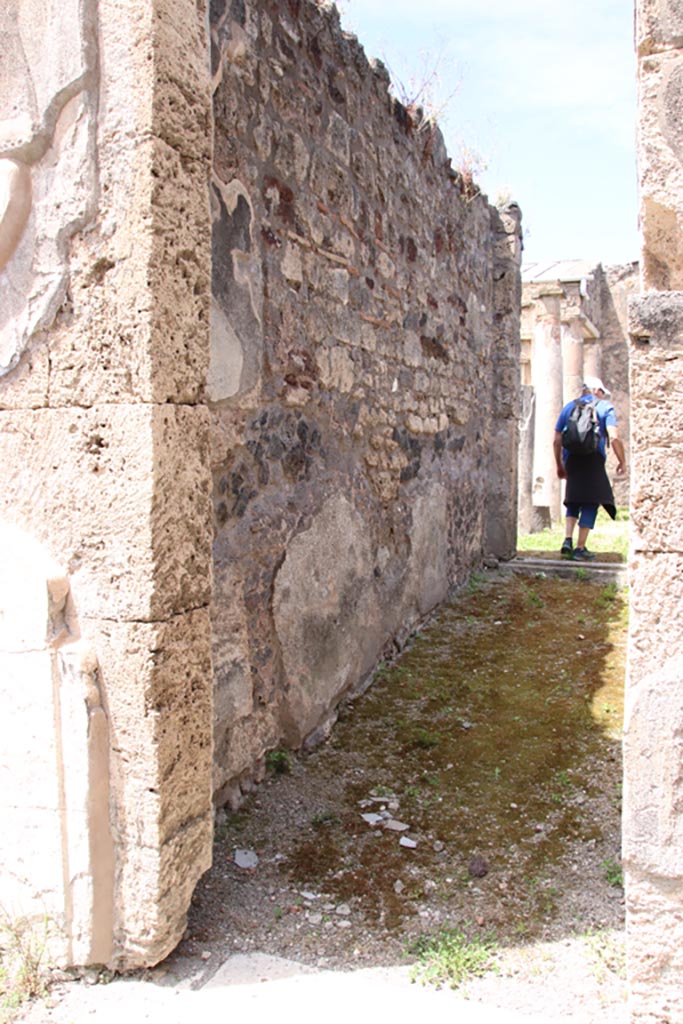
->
xmin=495 ymin=555 xmax=628 ymax=586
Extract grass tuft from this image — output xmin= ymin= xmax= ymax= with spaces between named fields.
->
xmin=409 ymin=927 xmax=498 ymax=989
xmin=0 ymin=909 xmax=51 ymax=1019
xmin=517 ymin=510 xmax=629 ymax=561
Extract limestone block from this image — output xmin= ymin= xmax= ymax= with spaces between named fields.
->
xmin=88 ymin=609 xmax=213 ymax=966
xmin=0 ymin=404 xmax=212 ymax=622
xmin=147 ymin=141 xmax=211 ymax=404
xmin=316 ymin=345 xmax=354 ymax=392
xmin=624 ymin=657 xmax=683 ymax=875
xmin=626 ymin=871 xmax=683 ymax=1022
xmin=636 ymin=0 xmax=683 ymax=56
xmin=273 ymin=496 xmax=382 ymax=745
xmin=152 ymin=0 xmax=212 ymax=162
xmin=0 ymin=336 xmax=49 ymax=410
xmin=631 ymin=444 xmax=683 ymax=550
xmin=628 ymin=553 xmax=683 ymax=661
xmin=629 ymin=292 xmax=683 ymax=547
xmin=114 ymin=813 xmax=211 ymax=969
xmin=92 ymin=609 xmax=213 ymax=847
xmin=636 ymin=51 xmax=683 ymax=288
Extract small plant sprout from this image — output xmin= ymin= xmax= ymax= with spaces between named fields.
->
xmin=383 ymin=46 xmax=462 ymax=131
xmin=602 ymin=857 xmax=623 ymax=888
xmin=265 ymin=749 xmax=291 ymax=775
xmin=409 ymin=927 xmax=498 ymax=989
xmin=0 ymin=907 xmax=51 ymax=1012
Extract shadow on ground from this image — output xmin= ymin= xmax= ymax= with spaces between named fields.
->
xmin=178 ymin=571 xmax=626 ymax=983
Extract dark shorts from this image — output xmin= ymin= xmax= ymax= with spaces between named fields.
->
xmin=565 ymin=503 xmax=598 ymax=529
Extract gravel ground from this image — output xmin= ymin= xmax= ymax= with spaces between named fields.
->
xmin=15 ymin=571 xmax=628 ymax=1023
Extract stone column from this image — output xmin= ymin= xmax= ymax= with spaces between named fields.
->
xmin=560 ymin=315 xmax=584 ymax=404
xmin=583 ymin=337 xmax=601 ymax=381
xmin=0 ymin=0 xmax=214 ymax=969
xmin=517 ymin=385 xmax=535 ymax=535
xmin=624 ymin=2 xmax=683 ymax=1019
xmin=531 ymin=289 xmax=563 ymax=527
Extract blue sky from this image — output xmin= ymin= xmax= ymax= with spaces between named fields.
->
xmin=338 ymin=0 xmax=640 ymax=268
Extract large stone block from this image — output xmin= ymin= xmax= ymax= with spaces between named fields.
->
xmin=152 ymin=0 xmax=212 ymax=162
xmin=636 ymin=50 xmax=683 ymax=288
xmin=0 ymin=404 xmax=212 ymax=622
xmin=624 ymin=657 xmax=683 ymax=874
xmin=636 ymin=0 xmax=683 ymax=56
xmin=92 ymin=610 xmax=213 ymax=848
xmin=628 ymin=553 xmax=683 ymax=661
xmin=113 ymin=813 xmax=211 ymax=968
xmin=626 ymin=870 xmax=683 ymax=1022
xmin=88 ymin=609 xmax=213 ymax=966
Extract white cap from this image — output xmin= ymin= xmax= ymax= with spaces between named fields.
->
xmin=583 ymin=375 xmax=610 ymax=397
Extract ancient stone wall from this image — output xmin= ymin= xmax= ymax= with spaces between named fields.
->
xmin=208 ymin=0 xmax=522 ymax=807
xmin=625 ymin=2 xmax=683 ymax=1018
xmin=0 ymin=0 xmax=521 ymax=969
xmin=0 ymin=0 xmax=214 ymax=969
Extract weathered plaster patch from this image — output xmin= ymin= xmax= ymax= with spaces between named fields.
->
xmin=210 ymin=176 xmax=263 ymax=402
xmin=273 ymin=495 xmax=381 ymax=745
xmin=0 ymin=0 xmax=97 ymax=376
xmin=0 ymin=159 xmax=31 ymax=272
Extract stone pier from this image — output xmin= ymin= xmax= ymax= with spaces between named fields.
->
xmin=624 ymin=2 xmax=683 ymax=1018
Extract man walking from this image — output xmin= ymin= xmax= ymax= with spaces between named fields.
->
xmin=553 ymin=376 xmax=627 ymax=561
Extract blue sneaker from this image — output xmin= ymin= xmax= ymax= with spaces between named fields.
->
xmin=573 ymin=547 xmax=596 ymax=561
xmin=560 ymin=538 xmax=573 ymax=559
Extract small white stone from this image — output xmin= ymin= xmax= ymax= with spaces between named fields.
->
xmin=335 ymin=903 xmax=351 ymax=916
xmin=361 ymin=812 xmax=384 ymax=826
xmin=400 ymin=837 xmax=417 ymax=849
xmin=384 ymin=819 xmax=409 ymax=832
xmin=234 ymin=848 xmax=259 ymax=869
xmin=337 ymin=920 xmax=352 ymax=929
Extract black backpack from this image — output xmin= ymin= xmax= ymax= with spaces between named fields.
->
xmin=562 ymin=399 xmax=600 ymax=455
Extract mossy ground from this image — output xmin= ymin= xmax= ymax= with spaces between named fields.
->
xmin=184 ymin=569 xmax=626 ymax=975
xmin=282 ymin=571 xmax=625 ymax=939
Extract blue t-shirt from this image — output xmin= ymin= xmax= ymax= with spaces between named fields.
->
xmin=555 ymin=394 xmax=616 ymax=460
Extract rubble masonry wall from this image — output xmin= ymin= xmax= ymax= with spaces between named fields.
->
xmin=207 ymin=0 xmax=522 ymax=807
